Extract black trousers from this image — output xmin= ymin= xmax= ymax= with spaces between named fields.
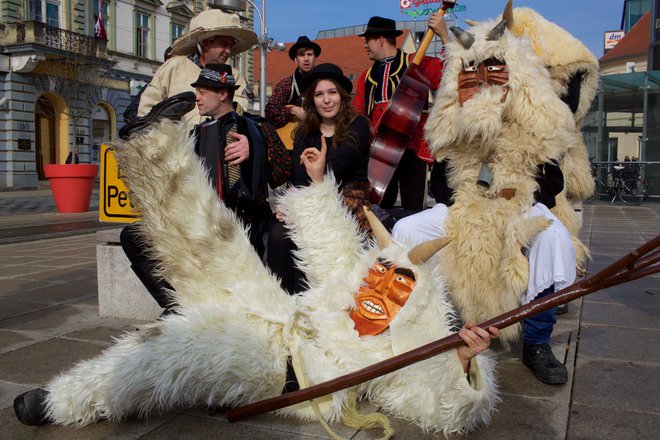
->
xmin=120 ymin=223 xmax=176 ymax=313
xmin=265 ymin=219 xmax=306 ymax=295
xmin=379 ymin=148 xmax=428 ymax=212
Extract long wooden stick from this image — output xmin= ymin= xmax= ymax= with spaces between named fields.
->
xmin=227 ymin=235 xmax=660 ymax=423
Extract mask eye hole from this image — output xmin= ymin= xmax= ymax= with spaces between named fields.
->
xmin=487 ymin=65 xmax=503 ymax=71
xmin=464 ymin=65 xmax=477 ymax=72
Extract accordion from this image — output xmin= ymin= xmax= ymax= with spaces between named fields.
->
xmin=195 ymin=118 xmax=247 ymax=204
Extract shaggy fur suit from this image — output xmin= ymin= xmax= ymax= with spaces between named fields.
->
xmin=424 ymin=7 xmax=597 ymax=342
xmin=41 ymin=120 xmax=497 ymax=435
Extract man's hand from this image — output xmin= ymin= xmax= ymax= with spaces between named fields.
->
xmin=300 ymin=136 xmax=327 ymax=183
xmin=286 ymin=104 xmax=306 ymax=122
xmin=428 ymin=10 xmax=451 ymax=44
xmin=456 ymin=323 xmax=500 ymax=373
xmin=225 ymin=131 xmax=250 ymax=165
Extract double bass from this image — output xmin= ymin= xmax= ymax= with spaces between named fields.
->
xmin=368 ymin=1 xmax=455 ymax=204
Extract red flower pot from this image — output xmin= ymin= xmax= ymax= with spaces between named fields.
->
xmin=44 ymin=164 xmax=99 ymax=213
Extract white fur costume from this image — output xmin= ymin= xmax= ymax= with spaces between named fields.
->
xmin=42 ymin=120 xmax=497 ymax=436
xmin=424 ymin=5 xmax=594 ymax=342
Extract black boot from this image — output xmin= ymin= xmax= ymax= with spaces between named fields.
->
xmin=119 ymin=91 xmax=196 ymax=140
xmin=555 ymin=303 xmax=568 ymax=315
xmin=522 ymin=343 xmax=568 ymax=385
xmin=14 ymin=388 xmax=52 ymax=426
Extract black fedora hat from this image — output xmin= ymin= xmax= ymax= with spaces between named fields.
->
xmin=288 ymin=35 xmax=321 ymax=60
xmin=358 ymin=16 xmax=403 ymax=37
xmin=190 ymin=64 xmax=240 ymax=90
xmin=302 ymin=63 xmax=353 ymax=95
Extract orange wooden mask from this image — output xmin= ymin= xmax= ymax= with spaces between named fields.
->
xmin=350 ymin=258 xmax=417 ymax=337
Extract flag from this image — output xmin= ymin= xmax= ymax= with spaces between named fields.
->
xmin=94 ymin=0 xmax=107 ymax=40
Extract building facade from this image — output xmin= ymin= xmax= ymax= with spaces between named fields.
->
xmin=0 ymin=0 xmax=254 ymax=189
xmin=585 ymin=1 xmax=660 ymax=199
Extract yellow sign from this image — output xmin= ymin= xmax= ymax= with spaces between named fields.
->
xmin=99 ymin=144 xmax=141 ymax=223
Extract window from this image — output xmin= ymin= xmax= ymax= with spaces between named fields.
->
xmin=171 ymin=22 xmax=184 ymax=44
xmin=28 ymin=0 xmax=60 ymax=28
xmin=91 ymin=0 xmax=109 ymax=35
xmin=135 ymin=11 xmax=151 ymax=58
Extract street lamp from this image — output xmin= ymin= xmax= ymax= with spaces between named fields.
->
xmin=209 ymin=0 xmax=284 ymax=116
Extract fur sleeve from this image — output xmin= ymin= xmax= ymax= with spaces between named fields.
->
xmin=279 ymin=176 xmax=365 ymax=289
xmin=112 ymin=120 xmax=287 ymax=311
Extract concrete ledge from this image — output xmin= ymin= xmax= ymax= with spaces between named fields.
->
xmin=96 ymin=228 xmax=162 ymax=321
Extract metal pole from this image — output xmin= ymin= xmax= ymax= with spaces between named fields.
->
xmin=259 ymin=0 xmax=267 ymax=116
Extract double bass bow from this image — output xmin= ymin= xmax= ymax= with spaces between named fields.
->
xmin=368 ymin=0 xmax=455 ymax=204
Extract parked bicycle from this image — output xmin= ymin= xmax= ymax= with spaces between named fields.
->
xmin=585 ymin=164 xmax=648 ymax=205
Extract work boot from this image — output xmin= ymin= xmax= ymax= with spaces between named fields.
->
xmin=555 ymin=303 xmax=569 ymax=315
xmin=522 ymin=343 xmax=568 ymax=385
xmin=14 ymin=388 xmax=52 ymax=426
xmin=119 ymin=91 xmax=196 ymax=140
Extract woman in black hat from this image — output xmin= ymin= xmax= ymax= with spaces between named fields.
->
xmin=267 ymin=63 xmax=372 ymax=294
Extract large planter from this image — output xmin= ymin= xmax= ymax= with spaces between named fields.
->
xmin=44 ymin=164 xmax=99 ymax=213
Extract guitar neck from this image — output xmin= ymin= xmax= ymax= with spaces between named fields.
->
xmin=411 ymin=1 xmax=454 ymax=65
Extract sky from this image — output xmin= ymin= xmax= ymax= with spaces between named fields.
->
xmin=262 ymin=0 xmax=625 ymax=59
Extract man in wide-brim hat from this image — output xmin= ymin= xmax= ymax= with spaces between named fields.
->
xmin=137 ymin=9 xmax=258 ymax=128
xmin=265 ymin=36 xmax=322 ymax=130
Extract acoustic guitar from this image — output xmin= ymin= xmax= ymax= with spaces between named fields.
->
xmin=275 ymin=119 xmax=298 ymax=151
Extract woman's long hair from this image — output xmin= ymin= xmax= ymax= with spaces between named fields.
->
xmin=296 ymin=78 xmax=361 ymax=149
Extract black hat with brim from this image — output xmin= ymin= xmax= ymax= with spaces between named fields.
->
xmin=288 ymin=35 xmax=322 ymax=60
xmin=190 ymin=64 xmax=240 ymax=90
xmin=358 ymin=16 xmax=403 ymax=37
xmin=301 ymin=63 xmax=353 ymax=95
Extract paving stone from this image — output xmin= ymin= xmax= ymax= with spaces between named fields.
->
xmin=139 ymin=413 xmax=324 ymax=439
xmin=0 ymin=381 xmax=33 ymax=410
xmin=0 ymin=305 xmax=101 ymax=337
xmin=0 ymin=329 xmax=51 ymax=355
xmin=580 ymin=301 xmax=660 ymax=329
xmin=0 ymin=298 xmax=54 ymax=321
xmin=0 ymin=338 xmax=106 ymax=386
xmin=444 ymin=394 xmax=568 ymax=440
xmin=567 ymin=403 xmax=660 ymax=440
xmin=586 ymin=284 xmax=659 ymax=309
xmin=63 ymin=319 xmax=145 ymax=346
xmin=189 ymin=407 xmax=359 ymax=439
xmin=572 ymin=358 xmax=660 ymax=413
xmin=578 ymin=325 xmax=660 ymax=363
xmin=0 ymin=405 xmax=172 ymax=440
xmin=4 ymin=280 xmax=97 ymax=305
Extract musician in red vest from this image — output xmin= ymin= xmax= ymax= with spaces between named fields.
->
xmin=353 ymin=13 xmax=450 ymax=212
xmin=120 ymin=64 xmax=291 ymax=315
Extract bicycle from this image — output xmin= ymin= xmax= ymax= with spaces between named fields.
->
xmin=584 ymin=165 xmax=648 ymax=205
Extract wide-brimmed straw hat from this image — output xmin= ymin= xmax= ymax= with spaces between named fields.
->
xmin=358 ymin=16 xmax=403 ymax=37
xmin=301 ymin=63 xmax=353 ymax=95
xmin=288 ymin=36 xmax=321 ymax=60
xmin=172 ymin=9 xmax=258 ymax=56
xmin=190 ymin=64 xmax=240 ymax=90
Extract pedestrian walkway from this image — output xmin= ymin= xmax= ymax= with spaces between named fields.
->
xmin=0 ymin=204 xmax=658 ymax=439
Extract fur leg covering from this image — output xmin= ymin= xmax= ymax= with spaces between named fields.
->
xmin=45 ymin=305 xmax=288 ymax=426
xmin=110 ymin=120 xmax=292 ymax=317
